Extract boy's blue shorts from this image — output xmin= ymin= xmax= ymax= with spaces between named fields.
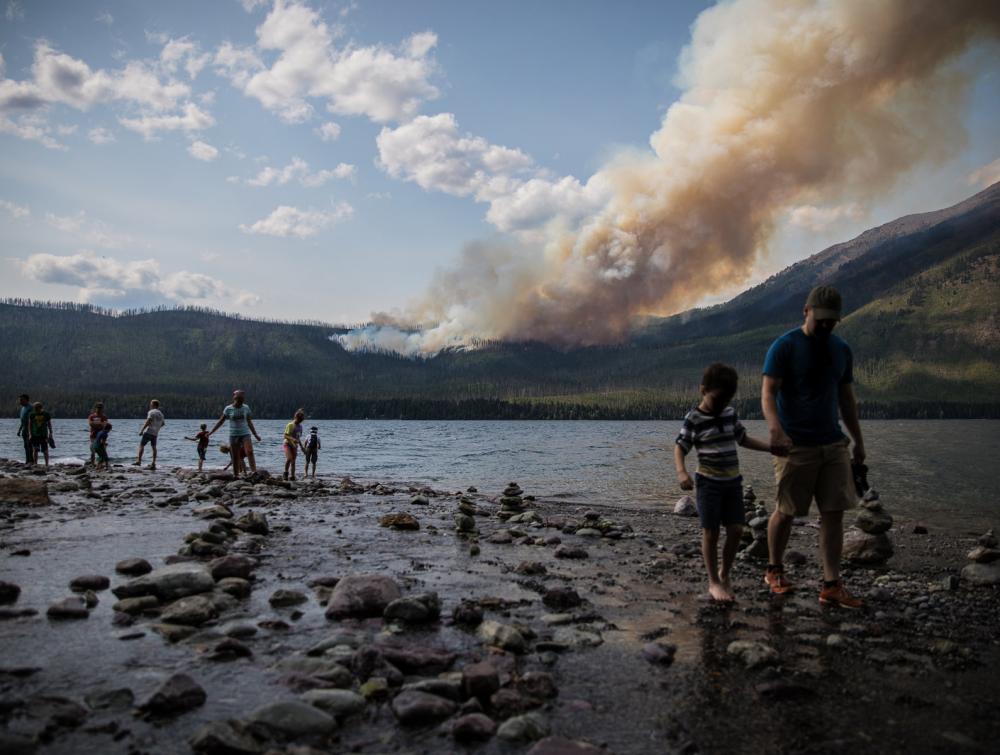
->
xmin=695 ymin=474 xmax=744 ymax=530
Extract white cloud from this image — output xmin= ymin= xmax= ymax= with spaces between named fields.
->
xmin=45 ymin=210 xmax=133 ymax=249
xmin=19 ymin=250 xmax=259 ymax=305
xmin=216 ymin=0 xmax=439 ymax=124
xmin=5 ymin=1 xmax=24 ymax=22
xmin=119 ymin=102 xmax=215 ymax=139
xmin=0 ymin=199 xmax=29 ymax=218
xmin=242 ymin=156 xmax=353 ymax=187
xmin=0 ymin=113 xmax=65 ymax=149
xmin=88 ymin=126 xmax=116 ymax=144
xmin=786 ymin=203 xmax=866 ymax=232
xmin=56 ymin=124 xmax=78 ymax=136
xmin=315 ymin=121 xmax=340 ymax=141
xmin=160 ymin=37 xmax=211 ymax=80
xmin=968 ymin=158 xmax=1000 ymax=189
xmin=240 ymin=0 xmax=270 ymax=11
xmin=376 ymin=113 xmax=533 ymax=199
xmin=485 ymin=175 xmax=610 ymax=234
xmin=188 ymin=139 xmax=219 ymax=161
xmin=95 ymin=11 xmax=114 ymax=26
xmin=239 ymin=202 xmax=353 ymax=238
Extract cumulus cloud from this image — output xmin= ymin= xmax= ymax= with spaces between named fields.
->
xmin=95 ymin=11 xmax=114 ymax=26
xmin=967 ymin=158 xmax=1000 ymax=188
xmin=315 ymin=121 xmax=340 ymax=141
xmin=376 ymin=112 xmax=607 ymax=234
xmin=119 ymin=102 xmax=215 ymax=139
xmin=240 ymin=0 xmax=270 ymax=11
xmin=239 ymin=202 xmax=353 ymax=238
xmin=19 ymin=250 xmax=259 ymax=305
xmin=188 ymin=139 xmax=219 ymax=161
xmin=242 ymin=156 xmax=354 ymax=187
xmin=88 ymin=126 xmax=116 ymax=144
xmin=5 ymin=1 xmax=24 ymax=22
xmin=0 ymin=113 xmax=64 ymax=149
xmin=0 ymin=41 xmax=213 ymax=145
xmin=787 ymin=203 xmax=866 ymax=232
xmin=0 ymin=199 xmax=30 ymax=218
xmin=215 ymin=0 xmax=439 ymax=123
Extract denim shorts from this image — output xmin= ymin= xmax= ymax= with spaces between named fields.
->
xmin=140 ymin=432 xmax=158 ymax=448
xmin=695 ymin=474 xmax=744 ymax=530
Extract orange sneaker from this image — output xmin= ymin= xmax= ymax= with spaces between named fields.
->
xmin=764 ymin=568 xmax=794 ymax=595
xmin=819 ymin=580 xmax=863 ymax=609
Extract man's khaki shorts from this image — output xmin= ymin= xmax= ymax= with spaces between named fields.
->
xmin=773 ymin=438 xmax=855 ymax=517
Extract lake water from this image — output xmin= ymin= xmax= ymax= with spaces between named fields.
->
xmin=1 ymin=418 xmax=997 ymax=531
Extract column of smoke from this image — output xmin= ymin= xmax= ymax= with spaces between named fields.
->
xmin=339 ymin=0 xmax=1000 ymax=357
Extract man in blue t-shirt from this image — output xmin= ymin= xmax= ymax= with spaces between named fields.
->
xmin=761 ymin=286 xmax=865 ymax=609
xmin=16 ymin=393 xmax=32 ymax=464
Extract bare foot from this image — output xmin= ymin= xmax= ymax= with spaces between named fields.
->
xmin=708 ymin=581 xmax=735 ymax=602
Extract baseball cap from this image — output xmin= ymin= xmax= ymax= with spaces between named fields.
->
xmin=805 ymin=286 xmax=842 ymax=321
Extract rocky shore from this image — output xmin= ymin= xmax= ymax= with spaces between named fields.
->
xmin=1 ymin=459 xmax=999 ymax=754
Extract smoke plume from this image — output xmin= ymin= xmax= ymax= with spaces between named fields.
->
xmin=341 ymin=0 xmax=1000 ymax=356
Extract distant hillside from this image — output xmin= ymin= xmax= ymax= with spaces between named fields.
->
xmin=1 ymin=184 xmax=998 ymax=420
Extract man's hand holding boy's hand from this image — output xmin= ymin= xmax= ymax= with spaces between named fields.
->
xmin=852 ymin=443 xmax=866 ymax=464
xmin=769 ymin=427 xmax=792 ymax=456
xmin=678 ymin=472 xmax=694 ymax=491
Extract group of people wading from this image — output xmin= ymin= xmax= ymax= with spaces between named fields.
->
xmin=14 ymin=389 xmax=322 ymax=480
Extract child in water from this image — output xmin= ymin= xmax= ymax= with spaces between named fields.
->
xmin=303 ymin=426 xmax=321 ymax=479
xmin=93 ymin=422 xmax=111 ymax=471
xmin=185 ymin=424 xmax=211 ymax=471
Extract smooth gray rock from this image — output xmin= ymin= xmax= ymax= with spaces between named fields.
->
xmin=452 ymin=712 xmax=496 ymax=741
xmin=673 ymin=496 xmax=697 ymax=517
xmin=115 ymin=558 xmax=152 ymax=576
xmin=843 ymin=531 xmax=894 ymax=564
xmin=112 ymin=562 xmax=215 ymax=601
xmin=140 ymin=674 xmax=206 ymax=715
xmin=47 ymin=596 xmax=88 ymax=620
xmin=159 ymin=595 xmax=218 ymax=626
xmin=189 ymin=721 xmax=262 ymax=754
xmin=478 ymin=620 xmax=527 ymax=653
xmin=209 ymin=555 xmax=256 ymax=580
xmin=961 ymin=562 xmax=1000 ymax=586
xmin=69 ymin=575 xmax=110 ymax=592
xmin=325 ymin=575 xmax=401 ymax=619
xmin=269 ymin=589 xmax=308 ymax=607
xmin=727 ymin=640 xmax=779 ymax=669
xmin=390 ymin=690 xmax=457 ymax=725
xmin=301 ymin=689 xmax=366 ymax=718
xmin=855 ymin=507 xmax=893 ymax=535
xmin=498 ymin=712 xmax=551 ymax=742
xmin=383 ymin=592 xmax=440 ymax=623
xmin=249 ymin=700 xmax=337 ymax=736
xmin=0 ymin=581 xmax=22 ymax=604
xmin=462 ymin=661 xmax=500 ymax=700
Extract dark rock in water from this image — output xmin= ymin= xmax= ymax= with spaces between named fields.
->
xmin=391 ymin=690 xmax=457 ymax=725
xmin=160 ymin=595 xmax=218 ymax=626
xmin=542 ymin=587 xmax=582 ymax=610
xmin=82 ymin=590 xmax=98 ymax=608
xmin=843 ymin=531 xmax=894 ymax=564
xmin=642 ymin=642 xmax=677 ymax=666
xmin=47 ymin=596 xmax=88 ymax=620
xmin=112 ymin=562 xmax=215 ymax=601
xmin=380 ymin=512 xmax=420 ymax=530
xmin=452 ymin=600 xmax=483 ymax=626
xmin=69 ymin=575 xmax=109 ymax=592
xmin=462 ymin=661 xmax=500 ymax=700
xmin=455 ymin=513 xmax=477 ymax=532
xmin=270 ymin=589 xmax=308 ymax=608
xmin=452 ymin=712 xmax=497 ymax=741
xmin=519 ymin=672 xmax=558 ymax=699
xmin=0 ymin=607 xmax=36 ymax=620
xmin=209 ymin=555 xmax=256 ymax=581
xmin=554 ymin=545 xmax=588 ymax=560
xmin=527 ymin=735 xmax=604 ymax=754
xmin=25 ymin=695 xmax=88 ymax=727
xmin=516 ymin=561 xmax=547 ymax=576
xmin=384 ymin=592 xmax=440 ymax=624
xmin=410 ymin=495 xmax=430 ymax=506
xmin=0 ymin=477 xmax=50 ymax=506
xmin=84 ymin=688 xmax=134 ymax=711
xmin=498 ymin=712 xmax=551 ymax=742
xmin=208 ymin=637 xmax=253 ymax=662
xmin=325 ymin=575 xmax=401 ymax=619
xmin=140 ymin=673 xmax=206 ymax=716
xmin=912 ymin=525 xmax=928 ymax=535
xmin=115 ymin=558 xmax=152 ymax=576
xmin=755 ymin=680 xmax=816 ymax=700
xmin=376 ymin=643 xmax=457 ymax=674
xmin=488 ymin=530 xmax=514 ymax=544
xmin=489 ymin=688 xmax=533 ymax=718
xmin=218 ymin=577 xmax=252 ymax=598
xmin=0 ymin=581 xmax=20 ymax=605
xmin=235 ymin=511 xmax=269 ymax=535
xmin=150 ymin=623 xmax=197 ymax=643
xmin=249 ymin=700 xmax=337 ymax=736
xmin=189 ymin=720 xmax=262 ymax=754
xmin=961 ymin=562 xmax=1000 ymax=586
xmin=478 ymin=620 xmax=527 ymax=653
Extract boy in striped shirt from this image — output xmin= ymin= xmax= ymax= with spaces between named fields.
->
xmin=674 ymin=363 xmax=773 ymax=602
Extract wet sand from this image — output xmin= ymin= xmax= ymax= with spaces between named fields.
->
xmin=1 ymin=459 xmax=998 ymax=754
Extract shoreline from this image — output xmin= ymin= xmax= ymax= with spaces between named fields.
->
xmin=1 ymin=460 xmax=999 ymax=754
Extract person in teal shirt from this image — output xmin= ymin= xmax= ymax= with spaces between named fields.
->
xmin=16 ymin=393 xmax=31 ymax=464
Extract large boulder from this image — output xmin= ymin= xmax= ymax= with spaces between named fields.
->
xmin=0 ymin=477 xmax=49 ymax=506
xmin=112 ymin=562 xmax=215 ymax=601
xmin=961 ymin=562 xmax=1000 ymax=586
xmin=325 ymin=575 xmax=401 ymax=619
xmin=248 ymin=700 xmax=337 ymax=737
xmin=842 ymin=530 xmax=894 ymax=565
xmin=140 ymin=674 xmax=206 ymax=716
xmin=159 ymin=595 xmax=218 ymax=626
xmin=209 ymin=555 xmax=256 ymax=581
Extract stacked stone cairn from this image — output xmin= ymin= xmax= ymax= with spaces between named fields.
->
xmin=497 ymin=482 xmax=526 ymax=521
xmin=843 ymin=489 xmax=894 ymax=565
xmin=961 ymin=529 xmax=1000 ymax=586
xmin=741 ymin=487 xmax=770 ymax=560
xmin=454 ymin=495 xmax=478 ymax=536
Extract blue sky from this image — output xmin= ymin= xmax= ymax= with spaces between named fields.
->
xmin=1 ymin=0 xmax=997 ymax=331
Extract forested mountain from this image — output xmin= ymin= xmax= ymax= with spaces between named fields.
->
xmin=2 ymin=184 xmax=998 ymax=420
